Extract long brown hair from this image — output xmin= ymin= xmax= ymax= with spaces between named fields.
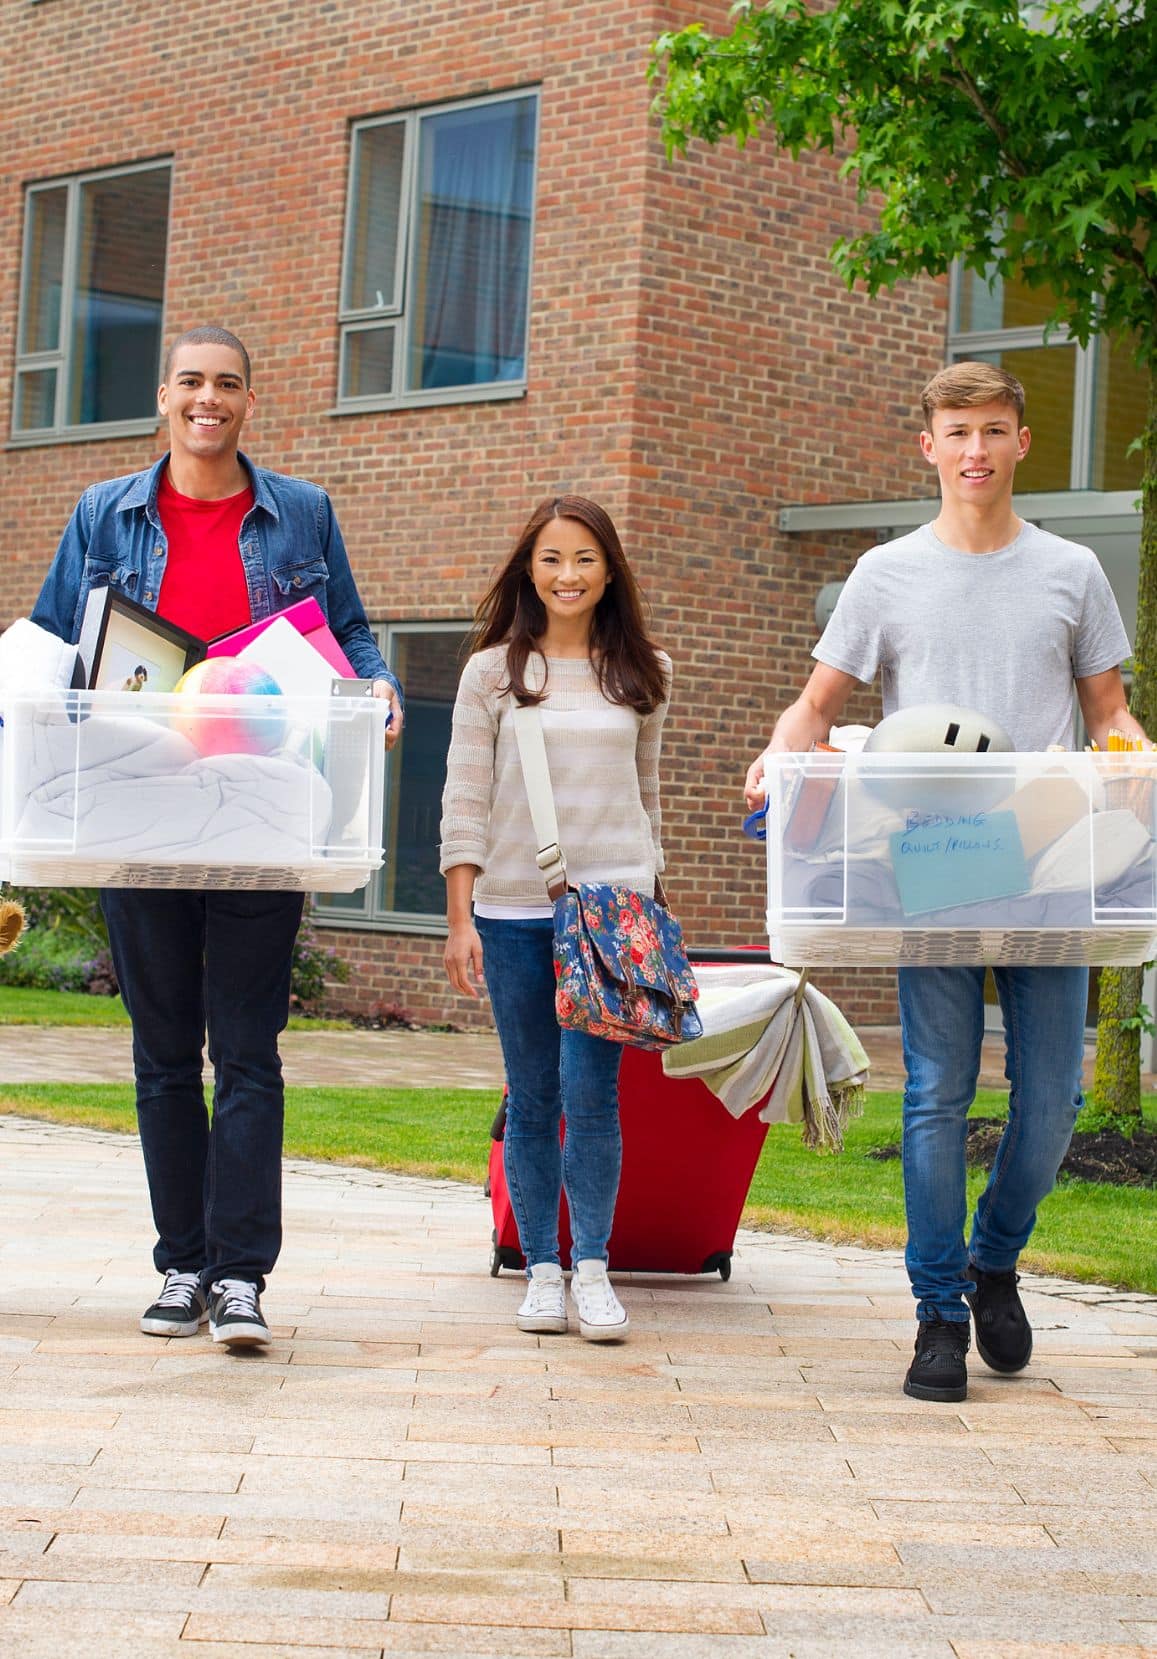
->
xmin=468 ymin=496 xmax=667 ymax=712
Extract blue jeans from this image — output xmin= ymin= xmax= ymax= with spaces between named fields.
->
xmin=476 ymin=915 xmax=624 ymax=1268
xmin=898 ymin=964 xmax=1087 ymax=1323
xmin=101 ymin=888 xmax=305 ymax=1292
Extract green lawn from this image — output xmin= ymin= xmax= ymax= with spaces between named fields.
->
xmin=1 ymin=1080 xmax=1154 ymax=1294
xmin=0 ymin=988 xmax=133 ymax=1025
xmin=0 ymin=1083 xmax=491 ymax=1183
xmin=743 ymin=1090 xmax=1157 ymax=1296
xmin=0 ymin=987 xmax=353 ymax=1031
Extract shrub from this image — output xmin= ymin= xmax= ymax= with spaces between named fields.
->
xmin=0 ymin=886 xmax=117 ymax=994
xmin=10 ymin=887 xmax=106 ymax=947
xmin=82 ymin=948 xmax=120 ymax=997
xmin=0 ymin=925 xmax=95 ymax=992
xmin=0 ymin=889 xmax=349 ymax=1010
xmin=290 ymin=911 xmax=351 ymax=1013
xmin=369 ymin=999 xmax=417 ymax=1029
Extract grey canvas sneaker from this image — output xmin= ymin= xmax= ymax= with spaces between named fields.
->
xmin=208 ymin=1279 xmax=271 ymax=1347
xmin=140 ymin=1270 xmax=208 ymax=1337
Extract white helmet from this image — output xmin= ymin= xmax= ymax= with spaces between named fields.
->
xmin=863 ymin=703 xmax=1014 ymax=755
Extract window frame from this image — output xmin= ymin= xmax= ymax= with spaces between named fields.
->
xmin=335 ymin=87 xmax=539 ymax=416
xmin=313 ymin=618 xmax=472 ymax=935
xmin=10 ymin=156 xmax=172 ymax=447
xmin=946 ymin=263 xmax=1115 ymax=492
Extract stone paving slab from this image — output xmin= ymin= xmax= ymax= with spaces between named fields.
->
xmin=3 ymin=1019 xmax=1145 ymax=1093
xmin=0 ymin=1024 xmax=507 ymax=1090
xmin=0 ymin=1115 xmax=1154 ymax=1656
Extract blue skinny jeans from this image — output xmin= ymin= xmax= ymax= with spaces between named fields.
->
xmin=476 ymin=914 xmax=624 ymax=1269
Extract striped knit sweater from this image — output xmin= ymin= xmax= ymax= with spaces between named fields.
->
xmin=439 ymin=645 xmax=670 ymax=910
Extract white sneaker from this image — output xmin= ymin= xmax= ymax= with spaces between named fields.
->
xmin=516 ymin=1263 xmax=568 ymax=1333
xmin=570 ymin=1259 xmax=629 ymax=1341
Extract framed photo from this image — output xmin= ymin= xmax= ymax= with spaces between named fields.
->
xmin=78 ymin=588 xmax=205 ymax=693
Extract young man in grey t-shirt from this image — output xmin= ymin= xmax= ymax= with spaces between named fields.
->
xmin=745 ymin=362 xmax=1146 ymax=1402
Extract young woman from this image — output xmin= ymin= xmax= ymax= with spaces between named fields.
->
xmin=440 ymin=496 xmax=671 ymax=1341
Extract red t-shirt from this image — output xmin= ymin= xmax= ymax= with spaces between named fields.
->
xmin=156 ymin=472 xmax=254 ymax=640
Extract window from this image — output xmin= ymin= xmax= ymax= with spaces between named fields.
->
xmin=13 ymin=160 xmax=172 ymax=442
xmin=948 ymin=264 xmax=1146 ymax=494
xmin=315 ymin=622 xmax=471 ymax=931
xmin=338 ymin=90 xmax=538 ymax=411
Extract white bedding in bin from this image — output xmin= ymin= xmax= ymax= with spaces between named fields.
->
xmin=12 ymin=710 xmax=333 ymax=864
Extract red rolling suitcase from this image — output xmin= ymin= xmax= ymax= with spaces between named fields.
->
xmin=486 ymin=951 xmax=773 ymax=1281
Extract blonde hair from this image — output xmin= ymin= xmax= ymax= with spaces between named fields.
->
xmin=920 ymin=362 xmax=1025 ymax=427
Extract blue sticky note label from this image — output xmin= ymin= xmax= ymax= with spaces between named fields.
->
xmin=889 ymin=809 xmax=1030 ymax=917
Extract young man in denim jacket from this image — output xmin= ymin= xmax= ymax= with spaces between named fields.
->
xmin=33 ymin=326 xmax=403 ymax=1350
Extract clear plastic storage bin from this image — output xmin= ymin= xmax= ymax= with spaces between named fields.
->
xmin=0 ymin=689 xmax=386 ymax=891
xmin=763 ymin=749 xmax=1157 ymax=966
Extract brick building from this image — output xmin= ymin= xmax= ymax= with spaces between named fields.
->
xmin=0 ymin=0 xmax=1143 ymax=1028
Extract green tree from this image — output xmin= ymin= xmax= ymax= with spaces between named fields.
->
xmin=651 ymin=0 xmax=1157 ymax=1124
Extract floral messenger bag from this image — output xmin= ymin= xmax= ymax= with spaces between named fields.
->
xmin=511 ymin=701 xmax=702 ymax=1050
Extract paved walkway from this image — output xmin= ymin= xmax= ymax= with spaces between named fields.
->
xmin=0 ymin=1091 xmax=1155 ymax=1652
xmin=0 ymin=1024 xmax=508 ymax=1091
xmin=0 ymin=1021 xmax=1120 ymax=1092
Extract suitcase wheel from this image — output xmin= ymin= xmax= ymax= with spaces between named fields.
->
xmin=490 ymin=1247 xmax=525 ymax=1275
xmin=489 ymin=1229 xmax=525 ymax=1276
xmin=700 ymin=1251 xmax=732 ymax=1281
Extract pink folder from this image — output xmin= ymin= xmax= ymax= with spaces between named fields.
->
xmin=207 ymin=597 xmax=355 ymax=677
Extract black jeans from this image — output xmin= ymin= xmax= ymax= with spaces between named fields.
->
xmin=100 ymin=888 xmax=305 ymax=1292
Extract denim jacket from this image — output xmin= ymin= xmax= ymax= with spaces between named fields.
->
xmin=32 ymin=452 xmax=401 ymax=697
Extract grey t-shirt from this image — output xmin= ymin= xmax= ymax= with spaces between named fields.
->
xmin=814 ymin=521 xmax=1130 ymax=751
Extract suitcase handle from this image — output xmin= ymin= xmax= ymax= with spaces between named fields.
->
xmin=690 ymin=949 xmax=809 ymax=1004
xmin=688 ymin=947 xmax=772 ymax=964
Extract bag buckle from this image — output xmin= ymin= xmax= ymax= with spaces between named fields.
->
xmin=535 ymin=842 xmax=568 ymax=900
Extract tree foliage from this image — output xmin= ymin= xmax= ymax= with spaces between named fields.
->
xmin=652 ymin=1 xmax=1156 ymax=359
xmin=652 ymin=0 xmax=1157 ymax=1122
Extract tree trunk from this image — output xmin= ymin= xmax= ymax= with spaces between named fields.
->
xmin=1092 ymin=963 xmax=1143 ymax=1122
xmin=1091 ymin=366 xmax=1157 ymax=1126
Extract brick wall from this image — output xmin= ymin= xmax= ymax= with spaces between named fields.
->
xmin=0 ymin=0 xmax=949 ymax=1032
xmin=617 ymin=1 xmax=943 ymax=1022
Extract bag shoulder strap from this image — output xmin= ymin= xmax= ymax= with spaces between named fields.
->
xmin=511 ymin=701 xmax=568 ymax=900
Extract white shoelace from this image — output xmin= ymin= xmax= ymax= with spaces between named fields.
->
xmin=210 ymin=1279 xmax=260 ymax=1319
xmin=573 ymin=1273 xmax=623 ymax=1321
xmin=522 ymin=1276 xmax=565 ymax=1316
xmin=153 ymin=1271 xmax=201 ymax=1309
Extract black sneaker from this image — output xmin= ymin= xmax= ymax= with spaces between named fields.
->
xmin=967 ymin=1264 xmax=1032 ymax=1374
xmin=140 ymin=1270 xmax=208 ymax=1337
xmin=208 ymin=1279 xmax=271 ymax=1347
xmin=903 ymin=1317 xmax=970 ymax=1401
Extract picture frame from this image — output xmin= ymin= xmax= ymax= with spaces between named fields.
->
xmin=78 ymin=587 xmax=205 ymax=693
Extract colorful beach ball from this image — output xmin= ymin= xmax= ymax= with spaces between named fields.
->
xmin=173 ymin=657 xmax=285 ymax=756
